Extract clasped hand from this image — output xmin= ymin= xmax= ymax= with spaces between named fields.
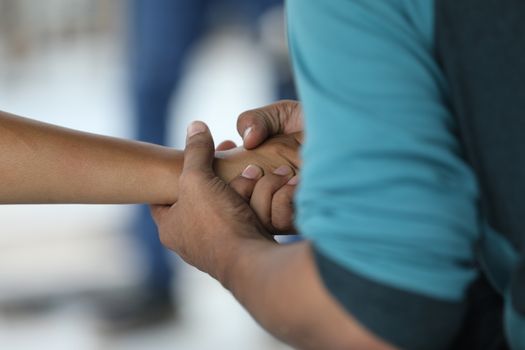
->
xmin=151 ymin=100 xmax=303 ymax=279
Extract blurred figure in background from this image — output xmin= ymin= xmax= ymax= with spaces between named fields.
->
xmin=113 ymin=0 xmax=295 ymax=329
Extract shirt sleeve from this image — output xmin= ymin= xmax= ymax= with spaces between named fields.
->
xmin=287 ymin=0 xmax=480 ymax=348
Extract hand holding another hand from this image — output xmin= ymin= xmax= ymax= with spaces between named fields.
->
xmin=228 ymin=100 xmax=305 ymax=234
xmin=237 ymin=100 xmax=304 ymax=150
xmin=151 ymin=122 xmax=274 ymax=281
xmin=151 ymin=100 xmax=305 ymax=279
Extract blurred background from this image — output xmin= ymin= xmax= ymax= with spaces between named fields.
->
xmin=0 ymin=0 xmax=294 ymax=349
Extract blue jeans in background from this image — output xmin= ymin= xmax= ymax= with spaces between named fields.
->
xmin=129 ymin=0 xmax=290 ymax=296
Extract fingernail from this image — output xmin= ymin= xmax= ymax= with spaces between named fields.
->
xmin=287 ymin=175 xmax=299 ymax=186
xmin=187 ymin=121 xmax=206 ymax=138
xmin=273 ymin=165 xmax=292 ymax=176
xmin=243 ymin=126 xmax=253 ymax=141
xmin=242 ymin=164 xmax=262 ymax=180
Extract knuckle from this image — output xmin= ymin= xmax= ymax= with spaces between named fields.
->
xmin=207 ymin=176 xmax=228 ymax=195
xmin=239 ymin=108 xmax=265 ymax=121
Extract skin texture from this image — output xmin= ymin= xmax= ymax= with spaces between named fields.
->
xmin=151 ymin=120 xmax=396 ymax=350
xmin=230 ymin=100 xmax=304 ymax=233
xmin=237 ymin=100 xmax=304 ymax=150
xmin=0 ymin=110 xmax=300 ymax=205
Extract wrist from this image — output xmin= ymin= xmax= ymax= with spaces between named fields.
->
xmin=217 ymin=233 xmax=276 ymax=293
xmin=147 ymin=147 xmax=182 ymax=204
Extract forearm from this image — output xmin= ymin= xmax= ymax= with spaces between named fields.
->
xmin=221 ymin=240 xmax=394 ymax=350
xmin=0 ymin=110 xmax=300 ymax=205
xmin=0 ymin=110 xmax=181 ymax=204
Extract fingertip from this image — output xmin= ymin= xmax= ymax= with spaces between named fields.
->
xmin=187 ymin=121 xmax=208 ymax=140
xmin=242 ymin=125 xmax=262 ymax=149
xmin=183 ymin=121 xmax=215 ymax=172
xmin=243 ymin=126 xmax=253 ymax=141
xmin=247 ymin=129 xmax=276 ymax=151
xmin=242 ymin=136 xmax=258 ymax=150
xmin=237 ymin=114 xmax=268 ymax=149
xmin=241 ymin=126 xmax=258 ymax=149
xmin=216 ymin=140 xmax=237 ymax=151
xmin=273 ymin=165 xmax=293 ymax=176
xmin=287 ymin=175 xmax=299 ymax=186
xmin=241 ymin=164 xmax=263 ymax=180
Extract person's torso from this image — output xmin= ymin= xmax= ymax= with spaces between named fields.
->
xmin=435 ymin=0 xmax=525 ymax=348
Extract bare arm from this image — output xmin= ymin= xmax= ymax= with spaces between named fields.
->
xmin=151 ymin=122 xmax=396 ymax=350
xmin=223 ymin=240 xmax=395 ymax=350
xmin=0 ymin=110 xmax=300 ymax=204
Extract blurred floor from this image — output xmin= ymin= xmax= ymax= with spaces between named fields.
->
xmin=0 ymin=28 xmax=290 ymax=350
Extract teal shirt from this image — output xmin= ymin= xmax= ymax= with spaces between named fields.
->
xmin=287 ymin=0 xmax=479 ymax=301
xmin=287 ymin=1 xmax=523 ymax=348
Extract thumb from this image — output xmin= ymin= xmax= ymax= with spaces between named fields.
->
xmin=237 ymin=105 xmax=279 ymax=150
xmin=184 ymin=121 xmax=215 ymax=174
xmin=237 ymin=101 xmax=303 ymax=149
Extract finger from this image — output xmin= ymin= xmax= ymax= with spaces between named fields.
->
xmin=216 ymin=140 xmax=237 ymax=151
xmin=237 ymin=100 xmax=303 ymax=149
xmin=229 ymin=164 xmax=263 ymax=201
xmin=271 ymin=182 xmax=297 ymax=233
xmin=237 ymin=102 xmax=286 ymax=149
xmin=184 ymin=121 xmax=215 ymax=174
xmin=250 ymin=165 xmax=294 ymax=231
xmin=237 ymin=104 xmax=282 ymax=149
